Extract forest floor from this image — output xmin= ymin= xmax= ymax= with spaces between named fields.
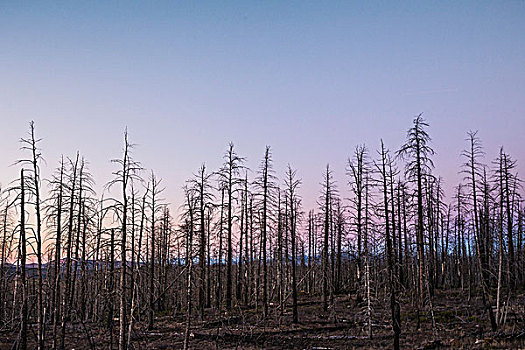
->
xmin=1 ymin=288 xmax=525 ymax=349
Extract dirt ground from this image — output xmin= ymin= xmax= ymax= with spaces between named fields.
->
xmin=2 ymin=288 xmax=525 ymax=349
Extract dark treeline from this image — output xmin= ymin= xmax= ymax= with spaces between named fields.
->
xmin=0 ymin=116 xmax=523 ymax=349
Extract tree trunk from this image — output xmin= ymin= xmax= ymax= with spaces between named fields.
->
xmin=19 ymin=169 xmax=28 ymax=350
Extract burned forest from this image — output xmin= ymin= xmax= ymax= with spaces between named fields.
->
xmin=0 ymin=116 xmax=524 ymax=349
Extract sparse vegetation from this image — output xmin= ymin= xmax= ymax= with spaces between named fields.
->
xmin=0 ymin=117 xmax=524 ymax=349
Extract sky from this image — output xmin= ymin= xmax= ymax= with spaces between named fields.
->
xmin=0 ymin=1 xmax=524 ymax=213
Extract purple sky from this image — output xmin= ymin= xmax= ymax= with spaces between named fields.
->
xmin=1 ymin=1 xmax=524 ymax=212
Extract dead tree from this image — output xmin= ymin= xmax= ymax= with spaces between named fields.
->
xmin=0 ymin=189 xmax=12 ymax=327
xmin=496 ymin=149 xmax=505 ymax=326
xmin=254 ymin=146 xmax=275 ymax=317
xmin=236 ymin=172 xmax=248 ymax=305
xmin=216 ymin=186 xmax=225 ymax=311
xmin=364 ymin=174 xmax=373 ymax=338
xmin=377 ymin=140 xmax=401 ymax=350
xmin=493 ymin=148 xmax=519 ymax=325
xmin=60 ymin=153 xmax=79 ymax=350
xmin=182 ymin=186 xmax=196 ymax=350
xmin=19 ymin=169 xmax=28 ymax=350
xmin=218 ymin=143 xmax=244 ymax=310
xmin=461 ymin=131 xmax=496 ymax=330
xmin=188 ymin=164 xmax=214 ymax=320
xmin=320 ymin=164 xmax=336 ymax=312
xmin=49 ymin=158 xmax=65 ymax=349
xmin=285 ymin=165 xmax=301 ymax=323
xmin=147 ymin=172 xmax=163 ymax=330
xmin=502 ymin=151 xmax=517 ymax=287
xmin=397 ymin=114 xmax=434 ymax=320
xmin=334 ymin=200 xmax=343 ymax=293
xmin=18 ymin=121 xmax=44 ymax=349
xmin=107 ymin=130 xmax=142 ymax=350
xmin=347 ymin=144 xmax=370 ymax=299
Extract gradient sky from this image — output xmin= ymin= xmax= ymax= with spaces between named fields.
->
xmin=1 ymin=1 xmax=524 ymax=212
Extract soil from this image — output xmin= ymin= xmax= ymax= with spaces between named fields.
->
xmin=1 ymin=288 xmax=524 ymax=349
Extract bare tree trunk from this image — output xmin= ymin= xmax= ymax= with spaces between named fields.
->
xmin=464 ymin=132 xmax=497 ymax=330
xmin=216 ymin=187 xmax=224 ymax=311
xmin=322 ymin=165 xmax=331 ymax=312
xmin=61 ymin=153 xmax=79 ymax=350
xmin=503 ymin=153 xmax=515 ymax=288
xmin=335 ymin=203 xmax=342 ymax=294
xmin=364 ymin=175 xmax=372 ymax=339
xmin=53 ymin=159 xmax=65 ymax=349
xmin=148 ymin=173 xmax=158 ymax=330
xmin=183 ymin=193 xmax=195 ymax=350
xmin=69 ymin=159 xmax=84 ymax=324
xmin=0 ymin=203 xmax=8 ymax=326
xmin=307 ymin=210 xmax=312 ymax=295
xmin=109 ymin=229 xmax=115 ymax=350
xmin=518 ymin=208 xmax=523 ymax=283
xmin=402 ymin=184 xmax=409 ymax=289
xmin=128 ymin=186 xmax=136 ymax=337
xmin=236 ymin=174 xmax=247 ymax=306
xmin=137 ymin=188 xmax=147 ymax=321
xmin=197 ymin=165 xmax=208 ymax=320
xmin=25 ymin=121 xmax=44 ymax=350
xmin=379 ymin=141 xmax=401 ymax=350
xmin=286 ymin=166 xmax=300 ymax=323
xmin=415 ymin=138 xmax=425 ymax=316
xmin=119 ymin=175 xmax=128 ymax=350
xmin=496 ymin=151 xmax=504 ymax=326
xmin=248 ymin=196 xmax=254 ymax=307
xmin=225 ymin=147 xmax=235 ymax=311
xmin=19 ymin=169 xmax=28 ymax=350
xmin=398 ymin=116 xmax=436 ymax=327
xmin=261 ymin=147 xmax=270 ymax=318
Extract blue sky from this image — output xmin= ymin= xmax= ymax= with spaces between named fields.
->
xmin=1 ymin=1 xmax=524 ymax=210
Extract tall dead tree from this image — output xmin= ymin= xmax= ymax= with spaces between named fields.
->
xmin=107 ymin=130 xmax=142 ymax=350
xmin=397 ymin=114 xmax=434 ymax=319
xmin=237 ymin=172 xmax=248 ymax=305
xmin=254 ymin=146 xmax=275 ymax=317
xmin=348 ymin=144 xmax=370 ymax=299
xmin=320 ymin=165 xmax=336 ymax=312
xmin=285 ymin=165 xmax=301 ymax=323
xmin=502 ymin=151 xmax=517 ymax=287
xmin=334 ymin=200 xmax=343 ymax=293
xmin=216 ymin=186 xmax=225 ymax=311
xmin=377 ymin=140 xmax=401 ymax=350
xmin=182 ymin=186 xmax=196 ymax=350
xmin=50 ymin=158 xmax=65 ymax=349
xmin=461 ymin=131 xmax=496 ymax=330
xmin=18 ymin=121 xmax=45 ymax=349
xmin=0 ymin=190 xmax=10 ymax=327
xmin=364 ymin=174 xmax=373 ymax=338
xmin=219 ymin=143 xmax=244 ymax=310
xmin=188 ymin=164 xmax=214 ymax=320
xmin=243 ymin=180 xmax=251 ymax=306
xmin=496 ymin=148 xmax=505 ymax=326
xmin=60 ymin=153 xmax=79 ymax=350
xmin=19 ymin=169 xmax=28 ymax=350
xmin=147 ymin=172 xmax=163 ymax=330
